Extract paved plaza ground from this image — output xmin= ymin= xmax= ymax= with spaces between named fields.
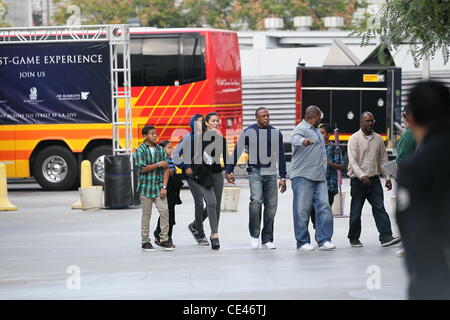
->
xmin=0 ymin=177 xmax=407 ymax=300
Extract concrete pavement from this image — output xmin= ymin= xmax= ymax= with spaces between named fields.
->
xmin=0 ymin=178 xmax=407 ymax=300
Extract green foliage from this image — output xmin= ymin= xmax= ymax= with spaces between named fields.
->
xmin=0 ymin=0 xmax=10 ymax=27
xmin=53 ymin=0 xmax=138 ymax=25
xmin=352 ymin=0 xmax=450 ymax=64
xmin=182 ymin=0 xmax=235 ymax=29
xmin=52 ymin=0 xmax=362 ymax=31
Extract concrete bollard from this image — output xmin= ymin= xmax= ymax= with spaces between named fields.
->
xmin=72 ymin=160 xmax=94 ymax=209
xmin=221 ymin=187 xmax=240 ymax=212
xmin=0 ymin=163 xmax=17 ymax=211
xmin=80 ymin=160 xmax=93 ymax=188
xmin=80 ymin=186 xmax=103 ymax=210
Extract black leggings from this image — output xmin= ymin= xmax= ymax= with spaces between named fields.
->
xmin=188 ymin=172 xmax=224 ymax=236
xmin=154 ymin=202 xmax=176 ymax=240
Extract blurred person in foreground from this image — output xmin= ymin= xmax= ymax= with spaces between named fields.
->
xmin=396 ymin=80 xmax=450 ymax=299
xmin=394 ymin=109 xmax=418 ymax=257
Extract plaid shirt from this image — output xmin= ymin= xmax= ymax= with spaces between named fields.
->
xmin=326 ymin=144 xmax=344 ymax=195
xmin=134 ymin=142 xmax=168 ymax=198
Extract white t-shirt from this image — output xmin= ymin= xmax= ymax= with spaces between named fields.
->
xmin=149 ymin=146 xmax=155 ymax=157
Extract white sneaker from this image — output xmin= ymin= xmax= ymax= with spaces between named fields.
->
xmin=250 ymin=237 xmax=259 ymax=249
xmin=262 ymin=242 xmax=276 ymax=250
xmin=319 ymin=241 xmax=336 ymax=251
xmin=297 ymin=243 xmax=315 ymax=251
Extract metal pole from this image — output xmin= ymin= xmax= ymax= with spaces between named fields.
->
xmin=422 ymin=53 xmax=430 ymax=80
xmin=334 ymin=127 xmax=344 ymax=217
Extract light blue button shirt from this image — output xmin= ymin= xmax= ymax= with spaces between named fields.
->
xmin=290 ymin=119 xmax=327 ymax=181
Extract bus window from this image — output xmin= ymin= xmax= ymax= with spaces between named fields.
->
xmin=119 ymin=34 xmax=206 ymax=87
xmin=182 ymin=36 xmax=206 ymax=84
xmin=141 ymin=37 xmax=180 ymax=86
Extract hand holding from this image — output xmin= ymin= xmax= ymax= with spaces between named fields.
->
xmin=361 ymin=176 xmax=371 ymax=185
xmin=226 ymin=173 xmax=235 ymax=184
xmin=159 ymin=161 xmax=169 ymax=169
xmin=385 ymin=180 xmax=392 ymax=191
xmin=279 ymin=180 xmax=287 ymax=193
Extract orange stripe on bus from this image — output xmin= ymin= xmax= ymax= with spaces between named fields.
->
xmin=0 ymin=150 xmax=30 ymax=160
xmin=0 ymin=129 xmax=112 ymax=140
xmin=158 ymin=83 xmax=196 ymax=137
xmin=191 ymin=81 xmax=208 ymax=105
xmin=141 ymin=87 xmax=158 ymax=107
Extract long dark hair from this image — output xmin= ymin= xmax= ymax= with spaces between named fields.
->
xmin=202 ymin=112 xmax=219 ymax=132
xmin=158 ymin=140 xmax=171 ymax=148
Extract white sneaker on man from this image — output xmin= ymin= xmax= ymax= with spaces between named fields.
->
xmin=250 ymin=237 xmax=259 ymax=249
xmin=297 ymin=243 xmax=315 ymax=251
xmin=319 ymin=241 xmax=336 ymax=251
xmin=262 ymin=242 xmax=276 ymax=250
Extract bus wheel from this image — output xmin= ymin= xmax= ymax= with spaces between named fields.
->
xmin=87 ymin=145 xmax=112 ymax=186
xmin=33 ymin=146 xmax=78 ymax=190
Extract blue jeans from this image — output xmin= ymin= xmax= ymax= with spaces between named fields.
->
xmin=348 ymin=177 xmax=393 ymax=243
xmin=291 ymin=176 xmax=334 ymax=247
xmin=248 ymin=168 xmax=278 ymax=244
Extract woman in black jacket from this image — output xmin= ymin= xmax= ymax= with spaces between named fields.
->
xmin=190 ymin=112 xmax=230 ymax=250
xmin=172 ymin=112 xmax=229 ymax=250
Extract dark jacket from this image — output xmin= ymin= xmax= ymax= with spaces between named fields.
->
xmin=166 ymin=158 xmax=183 ymax=206
xmin=173 ymin=114 xmax=228 ymax=187
xmin=191 ymin=130 xmax=229 ymax=187
xmin=396 ymin=127 xmax=450 ymax=299
xmin=225 ymin=123 xmax=287 ymax=178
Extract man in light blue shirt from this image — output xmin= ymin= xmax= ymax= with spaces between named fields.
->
xmin=291 ymin=105 xmax=335 ymax=251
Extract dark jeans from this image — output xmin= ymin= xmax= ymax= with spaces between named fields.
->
xmin=347 ymin=177 xmax=394 ymax=243
xmin=310 ymin=191 xmax=335 ymax=228
xmin=154 ymin=202 xmax=175 ymax=240
xmin=248 ymin=168 xmax=278 ymax=244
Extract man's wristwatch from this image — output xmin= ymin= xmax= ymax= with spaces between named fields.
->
xmin=162 ymin=186 xmax=167 ymax=189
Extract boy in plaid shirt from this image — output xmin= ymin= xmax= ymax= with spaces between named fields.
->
xmin=134 ymin=125 xmax=173 ymax=251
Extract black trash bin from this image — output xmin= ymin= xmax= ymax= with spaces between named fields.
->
xmin=104 ymin=155 xmax=133 ymax=209
xmin=132 ymin=165 xmax=141 ymax=206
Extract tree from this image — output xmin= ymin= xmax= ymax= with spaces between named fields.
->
xmin=0 ymin=0 xmax=10 ymax=27
xmin=232 ymin=0 xmax=361 ymax=30
xmin=307 ymin=0 xmax=363 ymax=30
xmin=138 ymin=0 xmax=186 ymax=28
xmin=53 ymin=0 xmax=185 ymax=27
xmin=352 ymin=0 xmax=450 ymax=65
xmin=51 ymin=0 xmax=362 ymax=31
xmin=53 ymin=0 xmax=138 ymax=25
xmin=181 ymin=0 xmax=235 ymax=29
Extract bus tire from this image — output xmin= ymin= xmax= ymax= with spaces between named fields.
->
xmin=33 ymin=145 xmax=78 ymax=191
xmin=87 ymin=145 xmax=112 ymax=186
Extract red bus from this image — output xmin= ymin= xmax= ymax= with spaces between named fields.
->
xmin=1 ymin=27 xmax=243 ymax=189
